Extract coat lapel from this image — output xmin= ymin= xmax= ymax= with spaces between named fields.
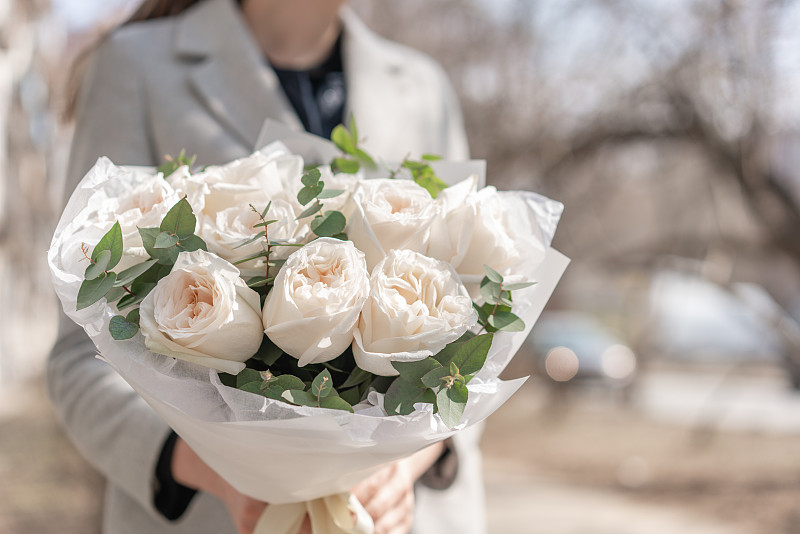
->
xmin=174 ymin=0 xmax=303 ymax=150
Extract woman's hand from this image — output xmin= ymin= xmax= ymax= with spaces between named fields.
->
xmin=171 ymin=437 xmax=311 ymax=534
xmin=350 ymin=442 xmax=446 ymax=534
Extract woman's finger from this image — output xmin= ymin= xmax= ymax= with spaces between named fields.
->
xmin=372 ymin=488 xmax=414 ymax=534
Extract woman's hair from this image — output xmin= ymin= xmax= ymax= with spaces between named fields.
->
xmin=64 ymin=0 xmax=240 ymax=120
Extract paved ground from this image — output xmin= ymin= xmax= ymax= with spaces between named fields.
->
xmin=3 ymin=365 xmax=800 ymax=534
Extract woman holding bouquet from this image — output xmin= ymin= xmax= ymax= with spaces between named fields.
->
xmin=50 ymin=0 xmax=482 ymax=533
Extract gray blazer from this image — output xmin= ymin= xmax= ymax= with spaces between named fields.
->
xmin=49 ymin=1 xmax=483 ymax=533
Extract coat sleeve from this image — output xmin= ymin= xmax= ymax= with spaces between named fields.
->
xmin=47 ymin=31 xmax=170 ymax=519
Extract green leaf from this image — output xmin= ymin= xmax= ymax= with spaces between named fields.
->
xmin=488 ymin=311 xmax=525 ymax=332
xmin=93 ymin=221 xmax=123 ymax=270
xmin=234 ymin=231 xmax=267 ymax=249
xmin=436 ymin=382 xmax=468 ymax=429
xmin=104 ymin=286 xmax=127 ymax=303
xmin=348 ymin=114 xmax=359 ymax=143
xmin=139 ymin=227 xmax=173 ymax=265
xmin=414 ymin=172 xmax=449 ymax=199
xmin=246 ymin=276 xmax=268 ymax=288
xmin=310 ymin=211 xmax=346 ymax=237
xmin=483 ymin=265 xmax=504 ymax=284
xmin=233 ymin=250 xmax=270 ymax=265
xmin=384 ymin=378 xmax=429 ymax=416
xmin=236 ymin=368 xmax=263 ymax=387
xmin=473 ymin=302 xmax=490 ymax=325
xmin=301 ymin=168 xmax=322 ymax=186
xmin=296 ymin=202 xmax=323 ymax=220
xmin=154 ymin=231 xmax=179 ymax=249
xmin=391 ymin=357 xmax=442 ymax=386
xmin=480 ymin=278 xmax=502 ymax=305
xmin=311 ymin=369 xmax=334 ymax=398
xmin=319 ymin=395 xmax=354 ymax=412
xmin=421 ymin=366 xmax=452 ymax=389
xmin=354 ymin=148 xmax=376 ymax=168
xmin=503 ymin=281 xmax=536 ymax=291
xmin=109 ymin=314 xmax=138 ymax=340
xmin=114 ymin=259 xmax=158 ymax=287
xmin=77 ymin=272 xmax=117 ymax=310
xmin=160 ymin=197 xmax=197 ymax=237
xmin=84 ymin=249 xmax=111 ymax=280
xmin=317 ymin=189 xmax=345 ymax=199
xmin=331 ymin=124 xmax=356 ymax=154
xmin=251 ymin=337 xmax=284 ymax=366
xmin=451 ymin=333 xmax=493 ymax=375
xmin=333 ymin=157 xmax=360 ymax=174
xmin=269 ymin=374 xmax=306 ymax=392
xmin=282 ymin=389 xmax=318 ymax=407
xmin=421 ymin=154 xmax=442 ymax=161
xmin=341 ymin=367 xmax=373 ymax=389
xmin=297 ymin=184 xmax=325 ymax=206
xmin=125 ymin=308 xmax=140 ymax=325
xmin=177 ymin=234 xmax=207 ymax=253
xmin=339 ymin=387 xmax=362 ymax=406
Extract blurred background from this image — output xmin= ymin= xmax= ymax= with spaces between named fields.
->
xmin=2 ymin=0 xmax=800 ymax=532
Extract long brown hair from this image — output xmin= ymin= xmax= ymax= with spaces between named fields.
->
xmin=64 ymin=0 xmax=231 ymax=120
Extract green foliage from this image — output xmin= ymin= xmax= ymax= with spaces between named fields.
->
xmin=329 ymin=115 xmax=376 ymax=174
xmin=310 ymin=211 xmax=346 ymax=237
xmin=385 ymin=333 xmax=494 ymax=428
xmin=157 ymin=149 xmax=197 ymax=177
xmin=77 ymin=272 xmax=116 ymax=310
xmin=160 ymin=197 xmax=197 ymax=237
xmin=476 ymin=265 xmax=534 ymax=334
xmin=388 ymin=155 xmax=448 ymax=198
xmin=109 ymin=308 xmax=140 ymax=340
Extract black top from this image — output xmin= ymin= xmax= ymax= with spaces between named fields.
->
xmin=272 ymin=33 xmax=347 ymax=139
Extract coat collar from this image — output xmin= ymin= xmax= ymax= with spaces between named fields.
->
xmin=173 ymin=0 xmax=408 ymax=155
xmin=174 ymin=0 xmax=303 ymax=149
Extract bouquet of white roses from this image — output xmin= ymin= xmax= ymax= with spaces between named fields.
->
xmin=48 ymin=121 xmax=568 ymax=534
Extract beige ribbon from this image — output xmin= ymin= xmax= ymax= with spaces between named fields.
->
xmin=254 ymin=494 xmax=374 ymax=534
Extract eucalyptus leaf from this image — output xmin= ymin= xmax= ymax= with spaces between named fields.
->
xmin=311 ymin=211 xmax=346 ymax=237
xmin=319 ymin=395 xmax=354 ymax=413
xmin=139 ymin=227 xmax=173 ymax=265
xmin=125 ymin=308 xmax=140 ymax=325
xmin=450 ymin=333 xmax=493 ymax=375
xmin=421 ymin=154 xmax=442 ymax=161
xmin=84 ymin=249 xmax=111 ymax=280
xmin=109 ymin=315 xmax=138 ymax=340
xmin=251 ymin=337 xmax=284 ymax=366
xmin=92 ymin=221 xmax=123 ymax=270
xmin=333 ymin=157 xmax=359 ymax=174
xmin=177 ymin=234 xmax=207 ymax=253
xmin=384 ymin=378 xmax=428 ymax=416
xmin=311 ymin=369 xmax=334 ymax=398
xmin=414 ymin=173 xmax=449 ymax=199
xmin=296 ymin=202 xmax=323 ymax=220
xmin=297 ymin=184 xmax=324 ymax=206
xmin=114 ymin=259 xmax=158 ymax=287
xmin=483 ymin=265 xmax=504 ymax=284
xmin=354 ymin=148 xmax=375 ymax=168
xmin=339 ymin=387 xmax=362 ymax=406
xmin=331 ymin=124 xmax=356 ymax=154
xmin=270 ymin=374 xmax=306 ymax=392
xmin=301 ymin=168 xmax=322 ymax=186
xmin=341 ymin=367 xmax=373 ymax=389
xmin=480 ymin=278 xmax=502 ymax=305
xmin=236 ymin=368 xmax=263 ymax=387
xmin=392 ymin=357 xmax=441 ymax=386
xmin=503 ymin=281 xmax=536 ymax=291
xmin=317 ymin=189 xmax=345 ymax=199
xmin=488 ymin=311 xmax=525 ymax=332
xmin=235 ymin=231 xmax=267 ymax=249
xmin=421 ymin=366 xmax=452 ymax=389
xmin=77 ymin=272 xmax=117 ymax=310
xmin=282 ymin=389 xmax=318 ymax=407
xmin=154 ymin=231 xmax=179 ymax=249
xmin=436 ymin=382 xmax=468 ymax=429
xmin=160 ymin=197 xmax=196 ymax=237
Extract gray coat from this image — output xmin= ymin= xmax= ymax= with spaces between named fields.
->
xmin=48 ymin=0 xmax=484 ymax=532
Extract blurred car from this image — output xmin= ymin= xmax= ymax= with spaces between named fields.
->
xmin=526 ymin=311 xmax=637 ymax=387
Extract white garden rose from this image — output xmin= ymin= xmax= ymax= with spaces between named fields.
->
xmin=139 ymin=250 xmax=264 ymax=374
xmin=346 ymin=179 xmax=439 ymax=271
xmin=262 ymin=238 xmax=369 ymax=366
xmin=353 ymin=249 xmax=477 ymax=376
xmin=427 ymin=178 xmax=546 ymax=295
xmin=198 ymin=198 xmax=304 ymax=278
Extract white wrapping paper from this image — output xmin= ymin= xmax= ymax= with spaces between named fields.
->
xmin=47 ymin=133 xmax=569 ymax=508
